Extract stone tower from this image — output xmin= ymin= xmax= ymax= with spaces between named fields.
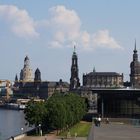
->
xmin=70 ymin=46 xmax=80 ymax=90
xmin=20 ymin=56 xmax=33 ymax=82
xmin=130 ymin=41 xmax=140 ymax=88
xmin=34 ymin=68 xmax=41 ymax=82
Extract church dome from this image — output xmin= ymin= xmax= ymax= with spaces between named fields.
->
xmin=130 ymin=61 xmax=140 ymax=68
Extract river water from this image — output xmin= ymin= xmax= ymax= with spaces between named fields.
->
xmin=0 ymin=109 xmax=32 ymax=140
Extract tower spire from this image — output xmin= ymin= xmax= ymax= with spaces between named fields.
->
xmin=134 ymin=39 xmax=137 ymax=51
xmin=133 ymin=39 xmax=137 ymax=56
xmin=70 ymin=46 xmax=80 ymax=90
xmin=130 ymin=40 xmax=140 ymax=88
xmin=15 ymin=74 xmax=18 ymax=82
xmin=74 ymin=45 xmax=76 ymax=53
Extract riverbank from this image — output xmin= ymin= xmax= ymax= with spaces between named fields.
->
xmin=0 ymin=109 xmax=32 ymax=140
xmin=12 ymin=121 xmax=90 ymax=140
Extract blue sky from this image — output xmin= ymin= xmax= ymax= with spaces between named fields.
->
xmin=0 ymin=0 xmax=140 ymax=83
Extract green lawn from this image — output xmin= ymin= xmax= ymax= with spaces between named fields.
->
xmin=59 ymin=122 xmax=91 ymax=137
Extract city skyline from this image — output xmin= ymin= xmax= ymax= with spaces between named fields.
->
xmin=0 ymin=0 xmax=140 ymax=82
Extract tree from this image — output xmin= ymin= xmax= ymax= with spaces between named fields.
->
xmin=24 ymin=92 xmax=86 ymax=134
xmin=24 ymin=100 xmax=47 ymax=128
xmin=45 ymin=95 xmax=67 ymax=133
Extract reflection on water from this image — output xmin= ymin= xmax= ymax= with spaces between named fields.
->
xmin=0 ymin=109 xmax=31 ymax=140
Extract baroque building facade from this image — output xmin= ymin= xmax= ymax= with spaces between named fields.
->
xmin=83 ymin=70 xmax=123 ymax=88
xmin=13 ymin=56 xmax=69 ymax=98
xmin=130 ymin=41 xmax=140 ymax=88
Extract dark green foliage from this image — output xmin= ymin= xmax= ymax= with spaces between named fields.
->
xmin=45 ymin=97 xmax=67 ymax=130
xmin=24 ymin=93 xmax=86 ymax=132
xmin=24 ymin=100 xmax=47 ymax=127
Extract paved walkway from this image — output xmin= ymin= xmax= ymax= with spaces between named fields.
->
xmin=20 ymin=122 xmax=140 ymax=140
xmin=20 ymin=135 xmax=86 ymax=140
xmin=20 ymin=134 xmax=57 ymax=140
xmin=93 ymin=122 xmax=140 ymax=140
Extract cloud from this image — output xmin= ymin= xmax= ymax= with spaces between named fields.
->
xmin=92 ymin=30 xmax=122 ymax=49
xmin=40 ymin=5 xmax=122 ymax=50
xmin=0 ymin=4 xmax=122 ymax=50
xmin=44 ymin=5 xmax=81 ymax=48
xmin=80 ymin=31 xmax=91 ymax=50
xmin=0 ymin=5 xmax=39 ymax=38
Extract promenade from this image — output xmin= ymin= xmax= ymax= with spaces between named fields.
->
xmin=93 ymin=122 xmax=140 ymax=140
xmin=20 ymin=122 xmax=140 ymax=140
xmin=20 ymin=135 xmax=86 ymax=140
xmin=20 ymin=134 xmax=57 ymax=140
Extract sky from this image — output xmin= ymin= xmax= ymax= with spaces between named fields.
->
xmin=0 ymin=0 xmax=140 ymax=83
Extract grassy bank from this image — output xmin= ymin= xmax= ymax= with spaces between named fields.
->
xmin=59 ymin=121 xmax=91 ymax=137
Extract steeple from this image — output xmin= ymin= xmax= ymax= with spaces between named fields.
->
xmin=133 ymin=40 xmax=138 ymax=61
xmin=72 ymin=46 xmax=78 ymax=66
xmin=134 ymin=39 xmax=137 ymax=53
xmin=70 ymin=46 xmax=80 ymax=90
xmin=24 ymin=55 xmax=29 ymax=61
xmin=130 ymin=40 xmax=140 ymax=88
xmin=74 ymin=45 xmax=76 ymax=53
xmin=15 ymin=74 xmax=18 ymax=82
xmin=34 ymin=68 xmax=41 ymax=82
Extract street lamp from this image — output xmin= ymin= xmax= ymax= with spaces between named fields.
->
xmin=21 ymin=127 xmax=24 ymax=134
xmin=38 ymin=124 xmax=42 ymax=136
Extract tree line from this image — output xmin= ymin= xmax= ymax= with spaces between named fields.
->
xmin=24 ymin=92 xmax=87 ymax=133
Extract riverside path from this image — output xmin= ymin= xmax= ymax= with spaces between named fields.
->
xmin=88 ymin=122 xmax=140 ymax=140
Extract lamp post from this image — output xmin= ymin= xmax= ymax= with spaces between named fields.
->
xmin=38 ymin=124 xmax=42 ymax=136
xmin=21 ymin=127 xmax=24 ymax=134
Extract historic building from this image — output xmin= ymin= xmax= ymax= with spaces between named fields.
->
xmin=20 ymin=56 xmax=33 ymax=82
xmin=70 ymin=46 xmax=80 ymax=90
xmin=83 ymin=69 xmax=123 ymax=88
xmin=81 ymin=68 xmax=124 ymax=114
xmin=130 ymin=41 xmax=140 ymax=88
xmin=12 ymin=45 xmax=140 ymax=118
xmin=13 ymin=56 xmax=69 ymax=98
xmin=79 ymin=41 xmax=140 ymax=118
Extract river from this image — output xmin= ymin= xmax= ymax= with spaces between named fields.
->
xmin=0 ymin=109 xmax=32 ymax=140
